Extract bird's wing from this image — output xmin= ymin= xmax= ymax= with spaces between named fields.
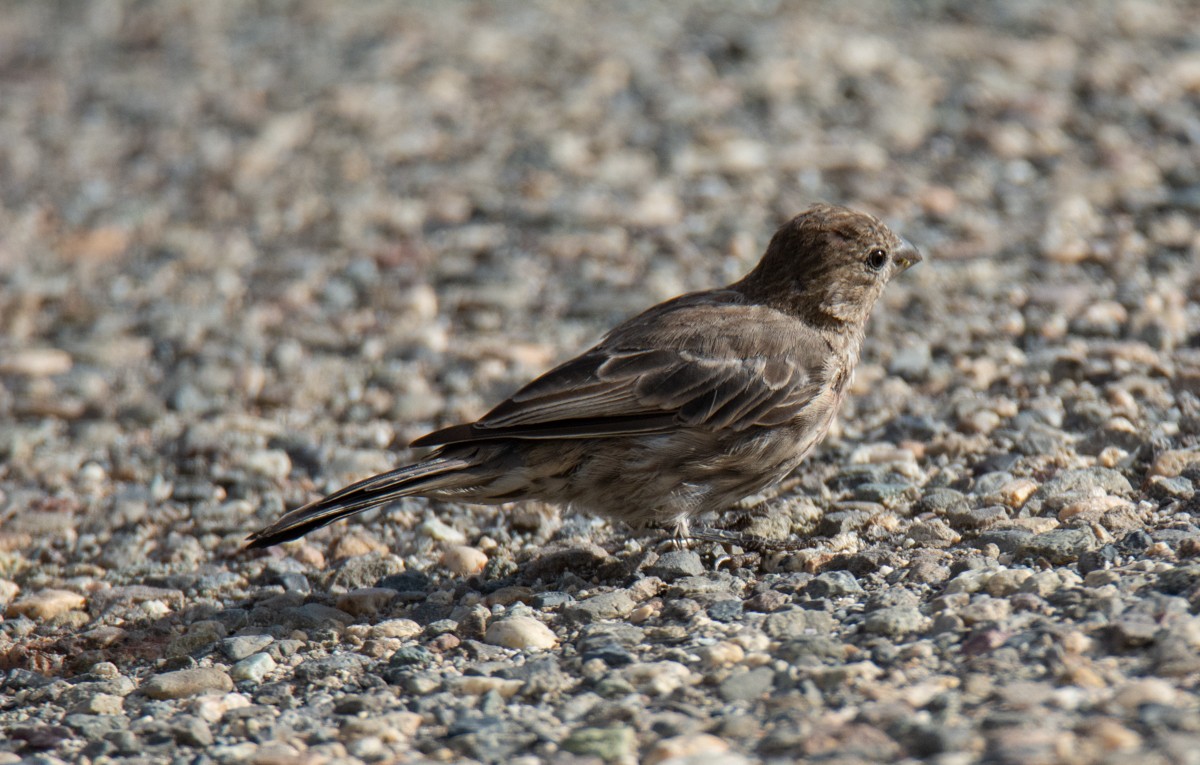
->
xmin=411 ymin=307 xmax=830 ymax=446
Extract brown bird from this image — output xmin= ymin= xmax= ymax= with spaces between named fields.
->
xmin=247 ymin=204 xmax=920 ymax=551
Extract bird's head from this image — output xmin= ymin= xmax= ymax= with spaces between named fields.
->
xmin=739 ymin=203 xmax=921 ymax=326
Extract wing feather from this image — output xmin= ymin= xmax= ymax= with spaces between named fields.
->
xmin=412 ymin=297 xmax=833 ymax=448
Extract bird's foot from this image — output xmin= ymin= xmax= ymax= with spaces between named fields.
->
xmin=647 ymin=522 xmax=805 ymax=559
xmin=649 ymin=520 xmax=697 ymax=553
xmin=684 ymin=526 xmax=806 ymax=553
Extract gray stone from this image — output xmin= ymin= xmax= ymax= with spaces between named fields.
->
xmin=863 ymin=606 xmax=930 ymax=637
xmin=324 ymin=552 xmax=407 ymax=591
xmin=172 ymin=716 xmax=214 ymax=747
xmin=1156 ymin=565 xmax=1200 ymax=595
xmin=60 ymin=677 xmax=135 ymax=707
xmin=852 ymin=482 xmax=919 ymax=506
xmin=931 ymin=613 xmax=965 ymax=635
xmin=806 ymin=571 xmax=864 ymax=598
xmin=280 ymin=603 xmax=354 ymax=629
xmin=915 ymin=488 xmax=970 ymax=515
xmin=221 ymin=635 xmax=274 ymax=661
xmin=231 ymin=653 xmax=276 ymax=684
xmin=578 ymin=623 xmax=647 ymax=649
xmin=777 ymin=635 xmax=846 ymax=664
xmin=386 ymin=648 xmax=434 ymax=672
xmin=141 ymin=668 xmax=233 ymax=700
xmin=905 ymin=558 xmax=951 ymax=584
xmin=763 ymin=608 xmax=835 ymax=638
xmin=63 ymin=713 xmax=128 ymax=739
xmin=707 ymin=599 xmax=744 ymax=622
xmin=1018 ymin=528 xmax=1099 ymax=564
xmin=977 ymin=528 xmax=1035 ymax=553
xmin=645 ymin=550 xmax=705 ymax=580
xmin=563 ymin=590 xmax=637 ymax=622
xmin=667 ymin=573 xmax=741 ymax=602
xmin=889 ymin=341 xmax=932 ymax=379
xmin=718 ymin=666 xmax=776 ymax=702
xmin=1148 ymin=475 xmax=1195 ymax=501
xmin=293 ymin=654 xmax=366 ymax=684
xmin=973 ymin=471 xmax=1015 ymax=497
xmin=1038 ymin=467 xmax=1132 ymax=499
xmin=531 ymin=591 xmax=574 ymax=609
xmin=562 ymin=726 xmax=636 ymax=760
xmin=866 ymin=588 xmax=920 ymax=610
xmin=424 ymin=618 xmax=460 ymax=636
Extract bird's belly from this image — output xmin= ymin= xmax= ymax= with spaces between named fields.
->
xmin=560 ymin=423 xmax=827 ymax=527
xmin=448 ymin=394 xmax=840 ymax=528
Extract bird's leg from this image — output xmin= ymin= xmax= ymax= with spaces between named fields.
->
xmin=645 ymin=518 xmax=697 ymax=552
xmin=683 ymin=526 xmax=806 ymax=553
xmin=647 ymin=513 xmax=806 ymax=555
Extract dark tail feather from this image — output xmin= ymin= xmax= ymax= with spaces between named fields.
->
xmin=245 ymin=456 xmax=472 ymax=548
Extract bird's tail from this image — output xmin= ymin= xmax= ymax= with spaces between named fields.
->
xmin=245 ymin=456 xmax=474 ymax=548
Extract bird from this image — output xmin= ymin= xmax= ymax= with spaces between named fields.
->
xmin=246 ymin=204 xmax=921 ymax=551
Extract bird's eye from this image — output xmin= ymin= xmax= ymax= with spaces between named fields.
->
xmin=867 ymin=248 xmax=888 ymax=271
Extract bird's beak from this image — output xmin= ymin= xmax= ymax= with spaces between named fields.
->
xmin=895 ymin=238 xmax=922 ymax=272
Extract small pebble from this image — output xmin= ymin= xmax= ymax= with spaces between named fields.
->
xmin=622 ymin=661 xmax=695 ymax=696
xmin=563 ymin=726 xmax=637 ymax=761
xmin=7 ymin=589 xmax=86 ymax=620
xmin=329 ymin=532 xmax=388 ymax=559
xmin=222 ymin=635 xmax=274 ymax=661
xmin=371 ymin=618 xmax=423 ymax=639
xmin=242 ymin=449 xmax=292 ymax=480
xmin=564 ymin=589 xmax=637 ymax=622
xmin=1149 ymin=450 xmax=1200 ymax=478
xmin=0 ymin=579 xmax=18 ymax=608
xmin=336 ymin=587 xmax=399 ymax=616
xmin=697 ymin=641 xmax=745 ymax=669
xmin=231 ymin=653 xmax=277 ymax=683
xmin=993 ymin=478 xmax=1039 ymax=507
xmin=142 ymin=668 xmax=234 ymax=700
xmin=485 ymin=616 xmax=558 ymax=650
xmin=646 ymin=733 xmax=731 ymax=765
xmin=420 ymin=517 xmax=467 ymax=544
xmin=70 ymin=693 xmax=124 ymax=715
xmin=0 ymin=348 xmax=73 ymax=376
xmin=441 ymin=545 xmax=488 ymax=576
xmin=453 ymin=676 xmax=522 ymax=698
xmin=1110 ymin=678 xmax=1178 ymax=711
xmin=985 ymin=569 xmax=1033 ymax=596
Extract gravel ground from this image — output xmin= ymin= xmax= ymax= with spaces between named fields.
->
xmin=2 ymin=1 xmax=1200 ymax=763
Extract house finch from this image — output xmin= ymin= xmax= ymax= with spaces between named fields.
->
xmin=247 ymin=204 xmax=921 ymax=550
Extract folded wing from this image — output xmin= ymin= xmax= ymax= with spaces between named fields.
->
xmin=411 ymin=344 xmax=824 ymax=447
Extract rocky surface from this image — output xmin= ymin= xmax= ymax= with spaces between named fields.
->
xmin=2 ymin=1 xmax=1200 ymax=764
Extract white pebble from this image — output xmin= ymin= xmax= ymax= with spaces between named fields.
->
xmin=441 ymin=545 xmax=488 ymax=576
xmin=7 ymin=589 xmax=85 ymax=620
xmin=420 ymin=517 xmax=467 ymax=544
xmin=231 ymin=653 xmax=277 ymax=684
xmin=697 ymin=641 xmax=745 ymax=669
xmin=140 ymin=599 xmax=172 ymax=618
xmin=242 ymin=449 xmax=292 ymax=480
xmin=485 ymin=616 xmax=558 ymax=651
xmin=646 ymin=733 xmax=732 ymax=765
xmin=0 ymin=348 xmax=73 ymax=376
xmin=622 ymin=661 xmax=695 ymax=697
xmin=371 ymin=619 xmax=422 ymax=639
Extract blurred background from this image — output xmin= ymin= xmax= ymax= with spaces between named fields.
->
xmin=1 ymin=1 xmax=1200 ymax=761
xmin=3 ymin=0 xmax=1200 ymax=612
xmin=3 ymin=0 xmax=1200 ymax=621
